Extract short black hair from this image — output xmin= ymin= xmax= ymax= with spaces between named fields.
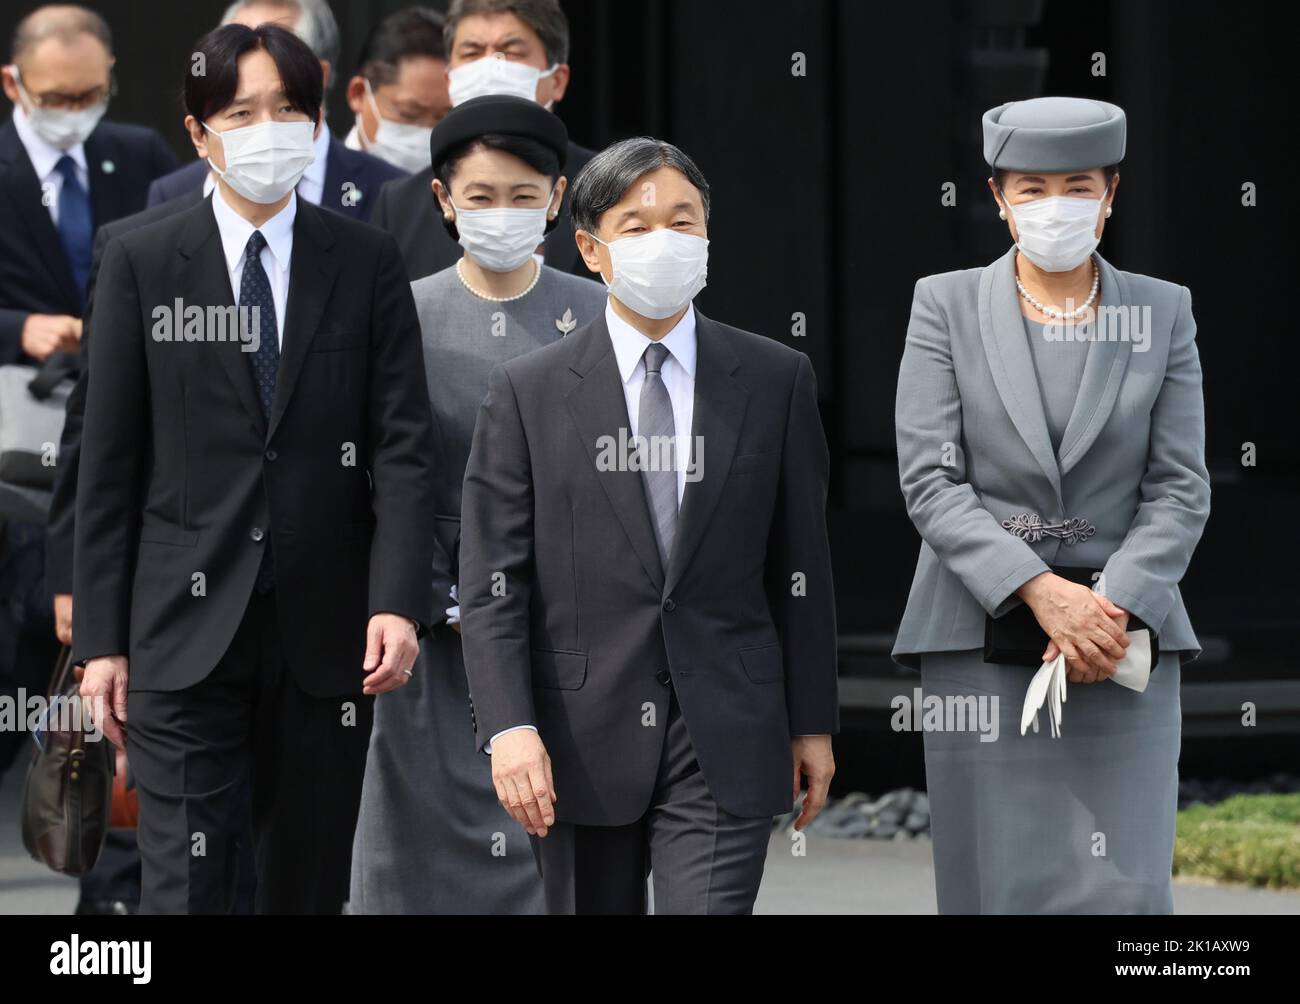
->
xmin=444 ymin=0 xmax=569 ymax=65
xmin=570 ymin=137 xmax=711 ymax=235
xmin=358 ymin=6 xmax=446 ymax=87
xmin=184 ymin=22 xmax=323 ymax=124
xmin=994 ymin=164 xmax=1119 ymax=189
xmin=434 ymin=133 xmax=562 ymax=242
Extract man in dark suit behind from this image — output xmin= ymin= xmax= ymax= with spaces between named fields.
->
xmin=371 ymin=0 xmax=596 ymax=280
xmin=145 ymin=0 xmax=404 ymax=221
xmin=0 ymin=4 xmax=175 ymax=807
xmin=73 ymin=24 xmax=438 ymax=915
xmin=459 ymin=138 xmax=839 ymax=914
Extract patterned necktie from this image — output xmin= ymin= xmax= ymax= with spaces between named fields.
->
xmin=54 ymin=155 xmax=92 ymax=309
xmin=639 ymin=342 xmax=678 ymax=567
xmin=240 ymin=230 xmax=279 ymax=592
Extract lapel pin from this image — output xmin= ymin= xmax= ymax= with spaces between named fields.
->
xmin=555 ymin=308 xmax=576 ymax=336
xmin=100 ymin=160 xmax=115 ymax=174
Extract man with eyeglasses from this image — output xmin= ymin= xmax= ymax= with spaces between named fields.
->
xmin=0 ymin=3 xmax=175 ymax=915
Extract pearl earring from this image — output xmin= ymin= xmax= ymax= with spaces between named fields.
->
xmin=1105 ymin=206 xmax=1113 ymax=218
xmin=998 ymin=209 xmax=1006 ymax=220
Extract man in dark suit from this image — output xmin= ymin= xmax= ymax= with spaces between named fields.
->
xmin=0 ymin=4 xmax=175 ymax=808
xmin=459 ymin=138 xmax=839 ymax=914
xmin=72 ymin=24 xmax=438 ymax=915
xmin=371 ymin=0 xmax=596 ymax=279
xmin=145 ymin=0 xmax=404 ymax=221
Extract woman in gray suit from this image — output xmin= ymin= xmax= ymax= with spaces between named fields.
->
xmin=893 ymin=97 xmax=1210 ymax=914
xmin=349 ymin=95 xmax=606 ymax=913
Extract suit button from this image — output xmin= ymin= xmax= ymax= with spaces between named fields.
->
xmin=655 ymin=669 xmax=671 ymax=686
xmin=250 ymin=527 xmax=264 ymax=542
xmin=265 ymin=448 xmax=278 ymax=461
xmin=662 ymin=598 xmax=675 ymax=612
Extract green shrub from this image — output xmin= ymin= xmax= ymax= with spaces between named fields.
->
xmin=1175 ymin=794 xmax=1300 ymax=889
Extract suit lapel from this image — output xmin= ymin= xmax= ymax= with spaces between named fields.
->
xmin=267 ymin=199 xmax=336 ymax=441
xmin=84 ymin=128 xmax=132 ymax=231
xmin=1057 ymin=254 xmax=1133 ymax=473
xmin=0 ymin=122 xmax=79 ymax=308
xmin=564 ymin=314 xmax=666 ymax=592
xmin=177 ymin=197 xmax=265 ymax=435
xmin=978 ymin=245 xmax=1061 ymax=498
xmin=663 ymin=311 xmax=747 ymax=597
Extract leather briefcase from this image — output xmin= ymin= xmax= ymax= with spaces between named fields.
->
xmin=20 ymin=645 xmax=115 ymax=875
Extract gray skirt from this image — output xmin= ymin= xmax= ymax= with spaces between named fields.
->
xmin=349 ymin=631 xmax=545 ymax=914
xmin=919 ymin=649 xmax=1181 ymax=914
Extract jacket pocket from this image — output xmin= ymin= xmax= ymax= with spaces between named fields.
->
xmin=738 ymin=642 xmax=784 ymax=683
xmin=531 ymin=648 xmax=588 ymax=690
xmin=138 ymin=524 xmax=199 ymax=547
xmin=729 ymin=451 xmax=779 ymax=475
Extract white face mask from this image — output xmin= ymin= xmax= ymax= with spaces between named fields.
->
xmin=592 ymin=229 xmax=709 ymax=320
xmin=451 ymin=188 xmax=555 ymax=272
xmin=360 ymin=79 xmax=432 ymax=173
xmin=204 ymin=119 xmax=316 ymax=204
xmin=448 ymin=55 xmax=557 ymax=106
xmin=1009 ymin=194 xmax=1103 ymax=272
xmin=10 ymin=67 xmax=107 ymax=151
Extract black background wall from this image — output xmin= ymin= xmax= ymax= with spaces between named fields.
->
xmin=3 ymin=0 xmax=1295 ymax=691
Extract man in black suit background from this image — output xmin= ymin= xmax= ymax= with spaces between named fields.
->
xmin=73 ymin=23 xmax=438 ymax=914
xmin=0 ymin=4 xmax=174 ymax=810
xmin=146 ymin=0 xmax=404 ymax=222
xmin=459 ymin=138 xmax=839 ymax=914
xmin=370 ymin=0 xmax=597 ymax=280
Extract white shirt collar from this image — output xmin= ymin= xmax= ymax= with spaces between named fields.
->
xmin=202 ymin=121 xmax=330 ymax=196
xmin=605 ymin=301 xmax=698 ymax=384
xmin=302 ymin=120 xmax=330 ymax=187
xmin=11 ymin=104 xmax=88 ymax=181
xmin=211 ymin=185 xmax=297 ymax=276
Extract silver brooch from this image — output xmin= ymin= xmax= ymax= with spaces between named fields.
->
xmin=555 ymin=308 xmax=576 ymax=336
xmin=1001 ymin=513 xmax=1096 ymax=545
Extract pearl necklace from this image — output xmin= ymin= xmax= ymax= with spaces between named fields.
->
xmin=456 ymin=257 xmax=541 ymax=302
xmin=1015 ymin=256 xmax=1100 ymax=320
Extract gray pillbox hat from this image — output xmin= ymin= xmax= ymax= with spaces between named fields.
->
xmin=982 ymin=96 xmax=1126 ymax=172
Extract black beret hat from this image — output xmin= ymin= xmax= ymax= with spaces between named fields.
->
xmin=428 ymin=94 xmax=569 ymax=172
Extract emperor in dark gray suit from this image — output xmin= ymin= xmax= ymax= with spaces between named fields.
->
xmin=459 ymin=139 xmax=839 ymax=914
xmin=894 ymin=98 xmax=1210 ymax=914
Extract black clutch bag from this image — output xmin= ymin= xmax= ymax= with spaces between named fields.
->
xmin=984 ymin=566 xmax=1158 ymax=667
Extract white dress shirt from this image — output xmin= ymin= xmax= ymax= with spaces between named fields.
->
xmin=12 ymin=105 xmax=89 ymax=227
xmin=203 ymin=121 xmax=331 ymax=207
xmin=487 ymin=301 xmax=699 ymax=753
xmin=211 ymin=185 xmax=295 ymax=349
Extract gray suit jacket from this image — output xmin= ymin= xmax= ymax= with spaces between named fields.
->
xmin=459 ymin=309 xmax=839 ymax=825
xmin=892 ymin=246 xmax=1210 ymax=667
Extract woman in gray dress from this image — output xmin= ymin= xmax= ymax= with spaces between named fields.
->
xmin=893 ymin=97 xmax=1210 ymax=913
xmin=350 ymin=96 xmax=606 ymax=913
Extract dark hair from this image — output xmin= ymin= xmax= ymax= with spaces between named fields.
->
xmin=444 ymin=0 xmax=569 ymax=65
xmin=11 ymin=4 xmax=112 ymax=64
xmin=359 ymin=6 xmax=446 ymax=87
xmin=184 ymin=23 xmax=323 ymax=124
xmin=570 ymin=137 xmax=711 ymax=235
xmin=434 ymin=133 xmax=562 ymax=241
xmin=994 ymin=164 xmax=1119 ymax=190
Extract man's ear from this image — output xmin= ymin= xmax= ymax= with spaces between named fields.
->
xmin=546 ymin=63 xmax=571 ymax=104
xmin=1 ymin=65 xmax=21 ymax=105
xmin=344 ymin=75 xmax=366 ymax=115
xmin=185 ymin=114 xmax=210 ymax=160
xmin=574 ymin=228 xmax=604 ymax=277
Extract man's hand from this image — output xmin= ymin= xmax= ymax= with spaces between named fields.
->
xmin=361 ymin=613 xmax=419 ymax=694
xmin=53 ymin=593 xmax=73 ymax=646
xmin=80 ymin=655 xmax=129 ymax=749
xmin=491 ymin=728 xmax=556 ymax=837
xmin=1043 ymin=604 xmax=1132 ymax=684
xmin=21 ymin=314 xmax=81 ymax=360
xmin=791 ymin=735 xmax=834 ymax=830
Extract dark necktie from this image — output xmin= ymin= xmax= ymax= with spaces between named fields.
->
xmin=639 ymin=342 xmax=678 ymax=567
xmin=240 ymin=230 xmax=279 ymax=592
xmin=54 ymin=155 xmax=92 ymax=309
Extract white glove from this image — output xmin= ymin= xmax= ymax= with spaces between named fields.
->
xmin=1019 ymin=628 xmax=1153 ymax=737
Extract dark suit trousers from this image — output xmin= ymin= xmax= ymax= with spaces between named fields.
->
xmin=531 ymin=690 xmax=771 ymax=915
xmin=125 ymin=588 xmax=373 ymax=914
